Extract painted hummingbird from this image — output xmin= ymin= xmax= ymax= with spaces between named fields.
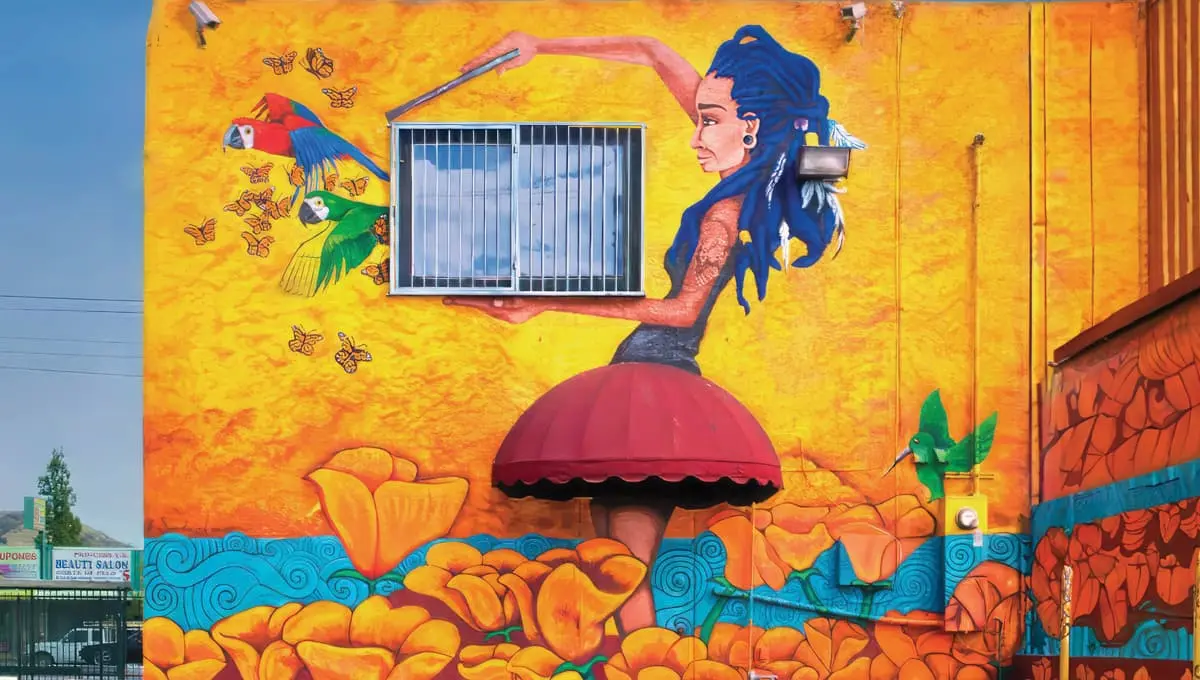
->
xmin=885 ymin=389 xmax=999 ymax=502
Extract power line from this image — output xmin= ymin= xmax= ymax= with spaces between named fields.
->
xmin=0 ymin=365 xmax=141 ymax=378
xmin=0 ymin=293 xmax=142 ymax=304
xmin=0 ymin=349 xmax=142 ymax=360
xmin=0 ymin=335 xmax=139 ymax=345
xmin=0 ymin=307 xmax=142 ymax=315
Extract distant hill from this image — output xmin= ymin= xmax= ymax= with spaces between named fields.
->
xmin=0 ymin=510 xmax=131 ymax=548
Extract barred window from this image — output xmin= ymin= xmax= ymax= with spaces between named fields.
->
xmin=389 ymin=123 xmax=645 ymax=295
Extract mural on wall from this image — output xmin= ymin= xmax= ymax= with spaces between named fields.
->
xmin=1041 ymin=293 xmax=1200 ymax=501
xmin=1016 ymin=494 xmax=1199 ymax=680
xmin=1023 ymin=289 xmax=1200 ymax=680
xmin=888 ymin=389 xmax=998 ymax=502
xmin=142 ymin=1 xmax=1059 ymax=679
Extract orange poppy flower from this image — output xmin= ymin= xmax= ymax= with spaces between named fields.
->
xmin=498 ymin=538 xmax=647 ymax=665
xmin=1159 ymin=503 xmax=1183 ymax=543
xmin=210 ymin=596 xmax=458 ymax=680
xmin=1179 ymin=499 xmax=1199 ymax=539
xmin=1068 ymin=525 xmax=1119 ymax=619
xmin=704 ymin=619 xmax=870 ymax=680
xmin=143 ymin=618 xmax=227 ymax=680
xmin=1030 ymin=657 xmax=1053 ymax=680
xmin=945 ymin=562 xmax=1028 ymax=664
xmin=871 ymin=611 xmax=953 ymax=679
xmin=1154 ymin=553 xmax=1194 ymax=605
xmin=1117 ymin=510 xmax=1153 ymax=553
xmin=306 ymin=447 xmax=469 ymax=580
xmin=404 ymin=542 xmax=527 ymax=635
xmin=457 ymin=643 xmax=590 ymax=680
xmin=1118 ymin=548 xmax=1149 ymax=601
xmin=1031 ymin=528 xmax=1069 ymax=638
xmin=601 ymin=627 xmax=742 ymax=680
xmin=707 ymin=503 xmax=836 ymax=591
xmin=824 ymin=495 xmax=937 ymax=584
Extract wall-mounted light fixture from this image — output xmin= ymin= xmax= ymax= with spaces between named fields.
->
xmin=795 ymin=146 xmax=853 ymax=181
xmin=840 ymin=2 xmax=867 ymax=43
xmin=189 ymin=1 xmax=221 ymax=48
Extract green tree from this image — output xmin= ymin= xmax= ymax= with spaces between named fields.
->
xmin=36 ymin=448 xmax=83 ymax=546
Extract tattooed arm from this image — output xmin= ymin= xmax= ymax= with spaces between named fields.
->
xmin=445 ymin=198 xmax=741 ymax=327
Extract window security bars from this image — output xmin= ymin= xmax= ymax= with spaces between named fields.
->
xmin=389 ymin=123 xmax=646 ymax=295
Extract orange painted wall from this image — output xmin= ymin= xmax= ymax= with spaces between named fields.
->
xmin=142 ymin=2 xmax=1150 ymax=679
xmin=145 ymin=1 xmax=1144 ymax=540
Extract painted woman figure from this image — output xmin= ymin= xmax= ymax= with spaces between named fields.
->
xmin=448 ymin=25 xmax=863 ymax=632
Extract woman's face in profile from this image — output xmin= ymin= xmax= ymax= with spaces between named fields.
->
xmin=690 ymin=75 xmax=758 ymax=175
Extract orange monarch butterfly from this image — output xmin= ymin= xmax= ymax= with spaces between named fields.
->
xmin=360 ymin=257 xmax=389 ymax=286
xmin=322 ymin=86 xmax=357 ymax=109
xmin=241 ymin=231 xmax=275 ymax=258
xmin=340 ymin=176 xmax=368 ymax=197
xmin=372 ymin=214 xmax=390 ymax=245
xmin=243 ymin=213 xmax=272 ymax=235
xmin=334 ymin=332 xmax=372 ymax=374
xmin=224 ymin=191 xmax=255 ymax=217
xmin=262 ymin=51 xmax=297 ymax=76
xmin=241 ymin=163 xmax=273 ymax=184
xmin=322 ymin=172 xmax=339 ymax=192
xmin=256 ymin=193 xmax=292 ymax=220
xmin=286 ymin=164 xmax=304 ymax=188
xmin=287 ymin=325 xmax=323 ymax=356
xmin=303 ymin=47 xmax=335 ymax=79
xmin=183 ymin=218 xmax=216 ymax=246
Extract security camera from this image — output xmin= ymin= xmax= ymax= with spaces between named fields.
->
xmin=840 ymin=2 xmax=868 ymax=22
xmin=189 ymin=1 xmax=220 ymax=46
xmin=189 ymin=1 xmax=220 ymax=28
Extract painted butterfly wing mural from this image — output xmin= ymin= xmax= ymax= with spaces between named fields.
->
xmin=333 ymin=331 xmax=371 ymax=374
xmin=241 ymin=231 xmax=274 ymax=258
xmin=262 ymin=50 xmax=297 ymax=75
xmin=287 ymin=325 xmax=323 ymax=356
xmin=183 ymin=218 xmax=216 ymax=246
xmin=303 ymin=47 xmax=335 ymax=79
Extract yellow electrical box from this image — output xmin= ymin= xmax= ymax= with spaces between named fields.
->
xmin=942 ymin=494 xmax=989 ymax=536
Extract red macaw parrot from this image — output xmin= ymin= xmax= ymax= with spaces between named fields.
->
xmin=222 ymin=93 xmax=389 ymax=202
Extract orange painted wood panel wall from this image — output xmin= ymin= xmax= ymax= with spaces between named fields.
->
xmin=1147 ymin=0 xmax=1200 ymax=290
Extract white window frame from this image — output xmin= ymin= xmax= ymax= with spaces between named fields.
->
xmin=387 ymin=122 xmax=647 ymax=297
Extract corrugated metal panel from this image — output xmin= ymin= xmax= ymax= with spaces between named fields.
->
xmin=1147 ymin=0 xmax=1200 ymax=290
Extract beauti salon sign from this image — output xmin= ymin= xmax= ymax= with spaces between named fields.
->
xmin=52 ymin=548 xmax=132 ymax=582
xmin=0 ymin=549 xmax=39 ymax=580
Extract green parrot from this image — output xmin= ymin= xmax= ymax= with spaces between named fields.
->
xmin=280 ymin=191 xmax=387 ymax=296
xmin=885 ymin=389 xmax=999 ymax=502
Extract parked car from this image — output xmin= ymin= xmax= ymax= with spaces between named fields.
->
xmin=79 ymin=628 xmax=141 ymax=666
xmin=30 ymin=625 xmax=119 ymax=666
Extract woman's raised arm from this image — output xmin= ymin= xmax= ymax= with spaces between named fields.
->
xmin=461 ymin=31 xmax=702 ymax=121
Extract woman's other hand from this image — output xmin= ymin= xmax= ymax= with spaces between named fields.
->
xmin=461 ymin=31 xmax=540 ymax=75
xmin=443 ymin=296 xmax=545 ymax=323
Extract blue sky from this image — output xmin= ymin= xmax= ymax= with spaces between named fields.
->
xmin=0 ymin=0 xmax=148 ymax=547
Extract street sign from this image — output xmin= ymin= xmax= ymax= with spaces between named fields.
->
xmin=22 ymin=497 xmax=45 ymax=532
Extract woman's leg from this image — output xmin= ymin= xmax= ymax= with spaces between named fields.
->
xmin=590 ymin=498 xmax=674 ymax=633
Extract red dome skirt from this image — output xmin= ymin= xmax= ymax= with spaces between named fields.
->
xmin=492 ymin=362 xmax=782 ymax=509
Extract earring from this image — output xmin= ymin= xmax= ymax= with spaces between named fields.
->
xmin=743 ymin=134 xmax=755 ymax=147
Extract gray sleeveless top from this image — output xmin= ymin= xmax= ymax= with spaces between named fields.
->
xmin=610 ymin=242 xmax=743 ymax=376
